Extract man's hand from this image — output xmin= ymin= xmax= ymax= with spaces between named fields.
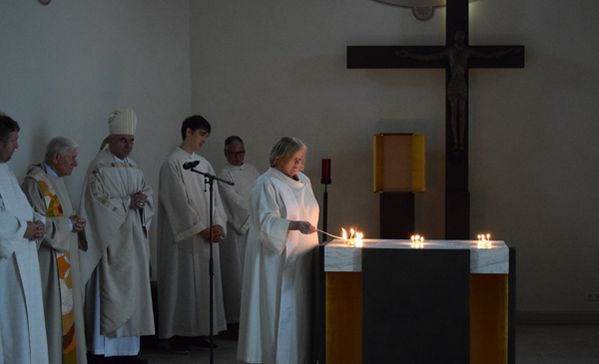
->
xmin=199 ymin=225 xmax=224 ymax=243
xmin=70 ymin=215 xmax=86 ymax=232
xmin=24 ymin=221 xmax=45 ymax=240
xmin=130 ymin=191 xmax=148 ymax=210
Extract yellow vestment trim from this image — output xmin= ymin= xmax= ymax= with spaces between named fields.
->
xmin=32 ymin=171 xmax=77 ymax=364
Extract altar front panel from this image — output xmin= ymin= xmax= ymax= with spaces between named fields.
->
xmin=322 ymin=240 xmax=513 ymax=364
xmin=362 ymin=248 xmax=470 ymax=363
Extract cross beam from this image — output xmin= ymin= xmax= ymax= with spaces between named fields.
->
xmin=348 ymin=0 xmax=524 ymax=239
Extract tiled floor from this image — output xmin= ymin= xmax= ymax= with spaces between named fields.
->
xmin=142 ymin=325 xmax=599 ymax=363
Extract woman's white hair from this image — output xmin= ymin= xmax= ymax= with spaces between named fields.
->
xmin=44 ymin=137 xmax=78 ymax=163
xmin=269 ymin=137 xmax=306 ymax=167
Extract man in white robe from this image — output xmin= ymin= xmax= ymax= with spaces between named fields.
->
xmin=157 ymin=115 xmax=228 ymax=353
xmin=0 ymin=113 xmax=49 ymax=364
xmin=22 ymin=137 xmax=88 ymax=364
xmin=217 ymin=136 xmax=259 ymax=336
xmin=238 ymin=137 xmax=319 ymax=364
xmin=79 ymin=109 xmax=154 ymax=364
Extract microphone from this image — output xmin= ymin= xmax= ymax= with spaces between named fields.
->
xmin=182 ymin=160 xmax=200 ymax=170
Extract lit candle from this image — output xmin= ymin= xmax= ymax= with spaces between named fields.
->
xmin=341 ymin=226 xmax=364 ymax=247
xmin=321 ymin=158 xmax=331 ymax=184
xmin=410 ymin=234 xmax=424 ymax=248
xmin=477 ymin=233 xmax=492 ymax=249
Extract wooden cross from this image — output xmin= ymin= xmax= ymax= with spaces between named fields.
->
xmin=348 ymin=0 xmax=525 ymax=239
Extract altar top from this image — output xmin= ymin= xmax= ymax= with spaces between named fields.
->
xmin=324 ymin=239 xmax=509 ymax=274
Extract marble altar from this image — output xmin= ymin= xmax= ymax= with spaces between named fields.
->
xmin=317 ymin=239 xmax=515 ymax=364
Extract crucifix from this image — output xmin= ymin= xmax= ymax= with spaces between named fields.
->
xmin=348 ymin=0 xmax=525 ymax=239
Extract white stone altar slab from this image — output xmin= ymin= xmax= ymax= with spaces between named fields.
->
xmin=324 ymin=239 xmax=509 ymax=274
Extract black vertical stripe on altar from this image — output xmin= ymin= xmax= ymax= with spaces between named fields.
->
xmin=362 ymin=248 xmax=470 ymax=363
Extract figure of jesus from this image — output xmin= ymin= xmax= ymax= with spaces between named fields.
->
xmin=397 ymin=30 xmax=518 ymax=151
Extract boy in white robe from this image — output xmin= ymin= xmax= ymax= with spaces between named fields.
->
xmin=157 ymin=115 xmax=228 ymax=353
xmin=218 ymin=136 xmax=259 ymax=337
xmin=79 ymin=109 xmax=154 ymax=364
xmin=0 ymin=113 xmax=49 ymax=364
xmin=238 ymin=137 xmax=319 ymax=364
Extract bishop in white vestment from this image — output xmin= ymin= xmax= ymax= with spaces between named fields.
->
xmin=157 ymin=116 xmax=228 ymax=349
xmin=218 ymin=136 xmax=259 ymax=326
xmin=78 ymin=109 xmax=154 ymax=361
xmin=0 ymin=114 xmax=49 ymax=364
xmin=238 ymin=137 xmax=319 ymax=364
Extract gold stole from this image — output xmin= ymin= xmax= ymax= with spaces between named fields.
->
xmin=34 ymin=172 xmax=77 ymax=364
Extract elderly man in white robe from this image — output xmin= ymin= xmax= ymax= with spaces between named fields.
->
xmin=79 ymin=108 xmax=154 ymax=364
xmin=217 ymin=136 xmax=259 ymax=338
xmin=0 ymin=113 xmax=49 ymax=364
xmin=158 ymin=115 xmax=228 ymax=353
xmin=238 ymin=137 xmax=319 ymax=364
xmin=22 ymin=137 xmax=88 ymax=364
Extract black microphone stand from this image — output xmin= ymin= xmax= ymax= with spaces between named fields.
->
xmin=188 ymin=166 xmax=234 ymax=364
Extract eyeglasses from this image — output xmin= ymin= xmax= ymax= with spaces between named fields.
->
xmin=226 ymin=150 xmax=245 ymax=156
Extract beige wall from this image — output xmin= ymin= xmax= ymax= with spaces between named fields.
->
xmin=0 ymin=0 xmax=191 ymax=277
xmin=189 ymin=0 xmax=599 ymax=316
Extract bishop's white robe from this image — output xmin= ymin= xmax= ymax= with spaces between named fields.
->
xmin=0 ymin=163 xmax=49 ymax=364
xmin=218 ymin=162 xmax=259 ymax=323
xmin=157 ymin=148 xmax=228 ymax=338
xmin=22 ymin=164 xmax=88 ymax=364
xmin=78 ymin=149 xmax=155 ymax=353
xmin=237 ymin=168 xmax=319 ymax=364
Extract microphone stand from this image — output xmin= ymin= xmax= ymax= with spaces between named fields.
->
xmin=188 ymin=166 xmax=234 ymax=364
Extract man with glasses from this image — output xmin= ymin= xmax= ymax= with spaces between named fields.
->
xmin=218 ymin=136 xmax=259 ymax=338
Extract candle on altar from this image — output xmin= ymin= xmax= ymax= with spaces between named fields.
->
xmin=341 ymin=227 xmax=364 ymax=247
xmin=321 ymin=158 xmax=331 ymax=184
xmin=477 ymin=233 xmax=492 ymax=249
xmin=410 ymin=234 xmax=425 ymax=248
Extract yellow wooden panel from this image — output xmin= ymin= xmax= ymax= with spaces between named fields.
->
xmin=382 ymin=134 xmax=412 ymax=191
xmin=372 ymin=133 xmax=426 ymax=192
xmin=411 ymin=134 xmax=426 ymax=192
xmin=470 ymin=274 xmax=509 ymax=364
xmin=326 ymin=272 xmax=362 ymax=364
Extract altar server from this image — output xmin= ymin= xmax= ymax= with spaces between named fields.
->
xmin=79 ymin=108 xmax=154 ymax=363
xmin=238 ymin=137 xmax=319 ymax=364
xmin=218 ymin=136 xmax=259 ymax=336
xmin=157 ymin=115 xmax=228 ymax=353
xmin=0 ymin=113 xmax=49 ymax=364
xmin=22 ymin=137 xmax=88 ymax=364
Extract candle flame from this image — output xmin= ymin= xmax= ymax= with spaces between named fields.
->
xmin=410 ymin=234 xmax=425 ymax=248
xmin=340 ymin=226 xmax=364 ymax=247
xmin=477 ymin=233 xmax=492 ymax=249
